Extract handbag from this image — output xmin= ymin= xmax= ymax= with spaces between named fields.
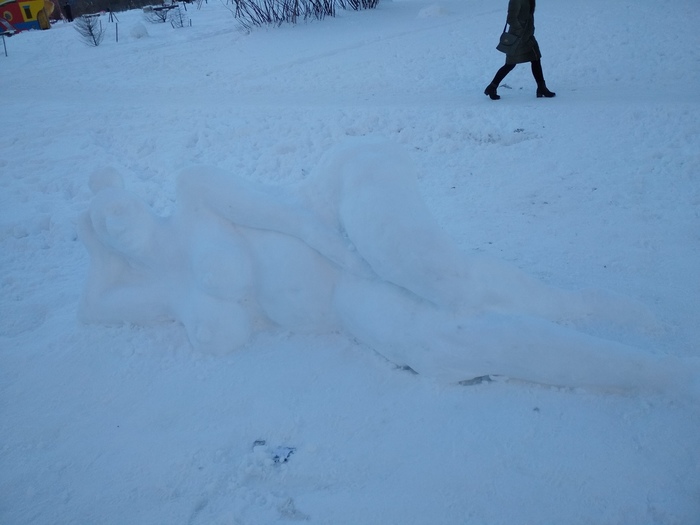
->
xmin=496 ymin=22 xmax=520 ymax=54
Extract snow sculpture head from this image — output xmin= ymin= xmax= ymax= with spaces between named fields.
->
xmin=89 ymin=188 xmax=156 ymax=260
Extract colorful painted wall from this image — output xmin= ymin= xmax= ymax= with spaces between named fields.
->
xmin=1 ymin=0 xmax=54 ymax=32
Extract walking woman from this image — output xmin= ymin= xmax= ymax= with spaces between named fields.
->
xmin=484 ymin=0 xmax=555 ymax=100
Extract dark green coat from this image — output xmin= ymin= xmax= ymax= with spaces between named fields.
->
xmin=505 ymin=0 xmax=541 ymax=64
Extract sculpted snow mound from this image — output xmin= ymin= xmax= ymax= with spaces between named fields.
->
xmin=78 ymin=138 xmax=694 ymax=394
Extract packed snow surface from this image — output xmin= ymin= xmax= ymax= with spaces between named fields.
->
xmin=1 ymin=0 xmax=699 ymax=524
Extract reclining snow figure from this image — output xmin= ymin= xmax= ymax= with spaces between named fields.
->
xmin=79 ymin=138 xmax=691 ymax=394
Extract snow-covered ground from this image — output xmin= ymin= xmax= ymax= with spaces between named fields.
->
xmin=2 ymin=0 xmax=700 ymax=523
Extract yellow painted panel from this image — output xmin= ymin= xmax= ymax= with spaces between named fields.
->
xmin=19 ymin=0 xmax=44 ymax=21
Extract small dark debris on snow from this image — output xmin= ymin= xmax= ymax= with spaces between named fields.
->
xmin=252 ymin=440 xmax=296 ymax=464
xmin=458 ymin=375 xmax=494 ymax=386
xmin=273 ymin=447 xmax=296 ymax=464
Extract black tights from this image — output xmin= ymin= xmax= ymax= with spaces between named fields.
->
xmin=490 ymin=60 xmax=545 ymax=87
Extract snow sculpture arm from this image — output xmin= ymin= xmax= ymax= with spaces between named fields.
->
xmin=177 ymin=167 xmax=373 ymax=278
xmin=78 ymin=184 xmax=255 ymax=354
xmin=77 ymin=199 xmax=175 ymax=324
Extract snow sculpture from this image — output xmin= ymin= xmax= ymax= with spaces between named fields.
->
xmin=79 ymin=138 xmax=691 ymax=394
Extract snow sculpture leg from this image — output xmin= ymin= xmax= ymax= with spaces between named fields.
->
xmin=310 ymin=139 xmax=616 ymax=323
xmin=333 ymin=276 xmax=685 ymax=394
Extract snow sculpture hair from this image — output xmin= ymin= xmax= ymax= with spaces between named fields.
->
xmin=78 ymin=138 xmax=698 ymax=396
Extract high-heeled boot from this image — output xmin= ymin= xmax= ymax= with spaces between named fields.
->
xmin=531 ymin=61 xmax=556 ymax=98
xmin=536 ymin=85 xmax=556 ymax=98
xmin=484 ymin=84 xmax=500 ymax=100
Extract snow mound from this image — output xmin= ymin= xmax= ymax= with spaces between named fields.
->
xmin=417 ymin=4 xmax=449 ymax=18
xmin=129 ymin=22 xmax=149 ymax=39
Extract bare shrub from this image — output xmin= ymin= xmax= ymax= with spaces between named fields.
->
xmin=170 ymin=4 xmax=189 ymax=27
xmin=143 ymin=5 xmax=171 ymax=23
xmin=74 ymin=14 xmax=105 ymax=46
xmin=231 ymin=0 xmax=300 ymax=29
xmin=230 ymin=0 xmax=372 ymax=30
xmin=337 ymin=0 xmax=378 ymax=9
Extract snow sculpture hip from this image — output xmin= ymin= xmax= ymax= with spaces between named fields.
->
xmin=78 ymin=138 xmax=693 ymax=395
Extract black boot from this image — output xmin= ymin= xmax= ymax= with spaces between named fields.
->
xmin=531 ymin=60 xmax=555 ymax=98
xmin=486 ymin=64 xmax=515 ymax=100
xmin=484 ymin=84 xmax=500 ymax=100
xmin=536 ymin=85 xmax=556 ymax=98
